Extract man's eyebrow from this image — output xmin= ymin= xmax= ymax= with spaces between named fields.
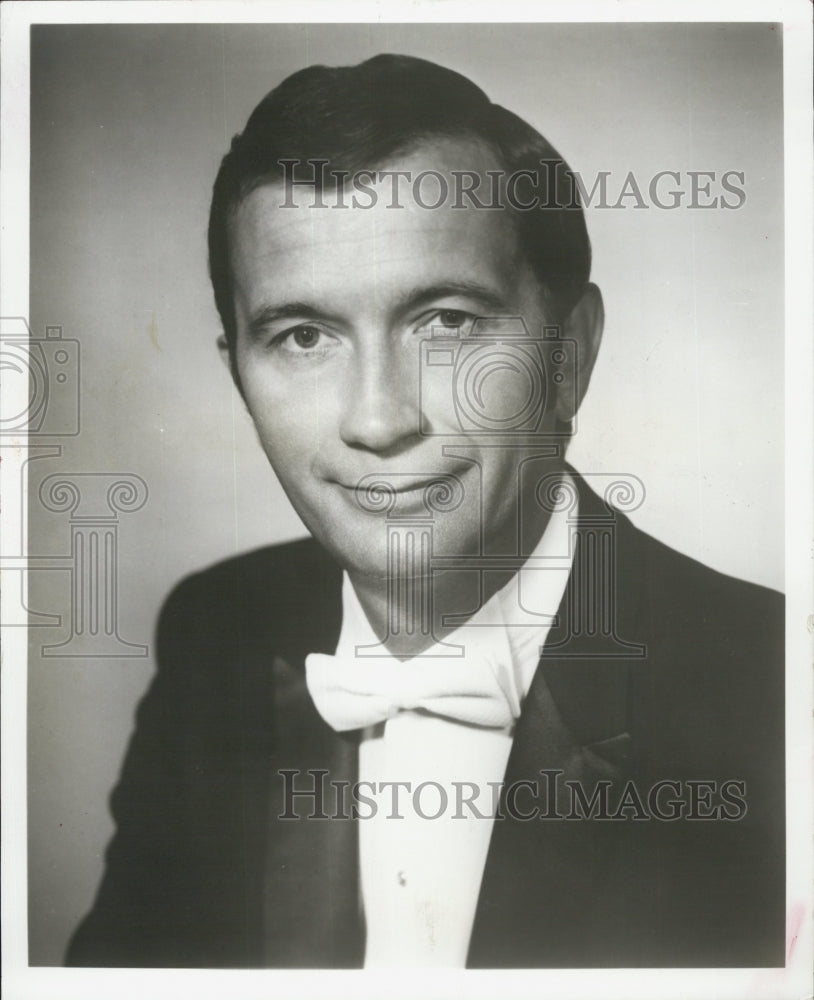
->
xmin=246 ymin=302 xmax=337 ymax=337
xmin=245 ymin=281 xmax=513 ymax=337
xmin=395 ymin=281 xmax=511 ymax=315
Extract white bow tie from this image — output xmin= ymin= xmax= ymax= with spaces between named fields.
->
xmin=305 ymin=649 xmax=523 ymax=732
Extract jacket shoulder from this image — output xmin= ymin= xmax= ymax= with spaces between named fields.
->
xmin=163 ymin=535 xmax=339 ymax=610
xmin=627 ymin=519 xmax=783 ymax=633
xmin=156 ymin=536 xmax=344 ymax=668
xmin=621 ymin=520 xmax=784 ymax=783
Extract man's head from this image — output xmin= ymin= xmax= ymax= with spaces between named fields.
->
xmin=208 ymin=54 xmax=604 ymax=582
xmin=209 ymin=54 xmax=594 ymax=368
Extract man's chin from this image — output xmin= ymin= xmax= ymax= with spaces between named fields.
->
xmin=308 ymin=519 xmax=482 ymax=580
xmin=300 ymin=518 xmax=389 ymax=577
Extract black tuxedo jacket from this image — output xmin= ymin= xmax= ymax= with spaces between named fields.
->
xmin=66 ymin=472 xmax=785 ymax=968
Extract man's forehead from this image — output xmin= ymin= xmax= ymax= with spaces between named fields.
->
xmin=227 ymin=136 xmax=523 ymax=287
xmin=229 ymin=135 xmax=509 ymax=233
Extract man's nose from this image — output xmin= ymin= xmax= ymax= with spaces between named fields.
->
xmin=338 ymin=341 xmax=419 ymax=453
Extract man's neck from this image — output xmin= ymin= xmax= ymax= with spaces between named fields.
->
xmin=347 ymin=493 xmax=560 ymax=658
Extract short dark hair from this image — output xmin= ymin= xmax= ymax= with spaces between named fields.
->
xmin=208 ymin=53 xmax=591 ymax=363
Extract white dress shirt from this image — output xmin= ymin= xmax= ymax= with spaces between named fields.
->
xmin=330 ymin=479 xmax=577 ymax=967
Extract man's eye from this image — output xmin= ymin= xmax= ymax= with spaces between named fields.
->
xmin=436 ymin=309 xmax=470 ymax=329
xmin=291 ymin=325 xmax=321 ymax=349
xmin=272 ymin=324 xmax=325 ymax=352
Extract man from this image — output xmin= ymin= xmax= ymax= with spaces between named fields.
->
xmin=66 ymin=54 xmax=784 ymax=968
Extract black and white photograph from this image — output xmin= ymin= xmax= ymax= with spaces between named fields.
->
xmin=2 ymin=3 xmax=812 ymax=999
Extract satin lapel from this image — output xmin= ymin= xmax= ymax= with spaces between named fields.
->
xmin=467 ymin=661 xmax=634 ymax=967
xmin=263 ymin=660 xmax=363 ymax=968
xmin=258 ymin=552 xmax=365 ymax=968
xmin=468 ymin=471 xmax=650 ymax=968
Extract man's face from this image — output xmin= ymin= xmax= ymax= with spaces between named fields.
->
xmin=228 ymin=139 xmax=580 ymax=581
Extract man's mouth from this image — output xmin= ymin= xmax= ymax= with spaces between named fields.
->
xmin=390 ymin=476 xmax=448 ymax=494
xmin=334 ymin=471 xmax=467 ymax=491
xmin=329 ymin=468 xmax=471 ymax=510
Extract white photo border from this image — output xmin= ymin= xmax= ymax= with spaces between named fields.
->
xmin=2 ymin=2 xmax=811 ymax=999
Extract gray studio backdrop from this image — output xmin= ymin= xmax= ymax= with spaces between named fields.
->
xmin=27 ymin=22 xmax=783 ymax=963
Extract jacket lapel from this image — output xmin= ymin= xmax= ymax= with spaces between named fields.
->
xmin=468 ymin=472 xmax=650 ymax=967
xmin=467 ymin=658 xmax=635 ymax=966
xmin=258 ymin=551 xmax=366 ymax=968
xmin=263 ymin=665 xmax=364 ymax=968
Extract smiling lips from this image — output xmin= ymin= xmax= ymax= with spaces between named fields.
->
xmin=390 ymin=476 xmax=451 ymax=494
xmin=337 ymin=472 xmax=468 ymax=494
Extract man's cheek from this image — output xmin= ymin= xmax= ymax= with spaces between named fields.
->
xmin=259 ymin=424 xmax=312 ymax=473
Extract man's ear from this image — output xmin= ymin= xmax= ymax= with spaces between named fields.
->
xmin=217 ymin=335 xmax=231 ymax=370
xmin=217 ymin=335 xmax=246 ymax=398
xmin=555 ymin=282 xmax=604 ymax=423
